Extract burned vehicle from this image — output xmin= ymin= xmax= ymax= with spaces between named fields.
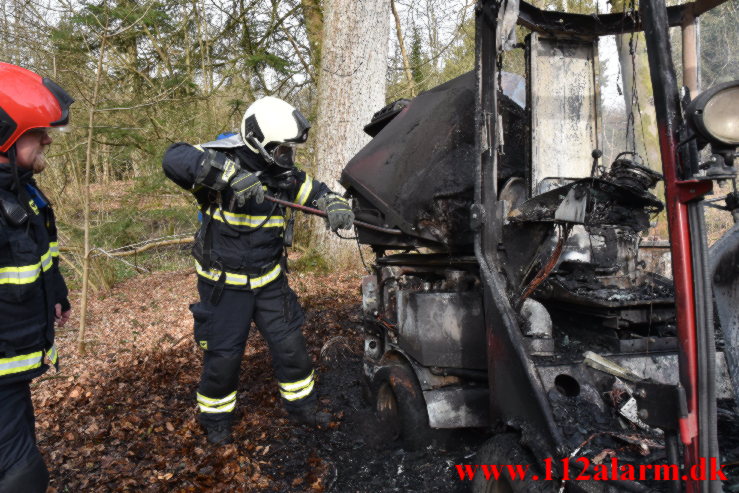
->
xmin=340 ymin=0 xmax=739 ymax=491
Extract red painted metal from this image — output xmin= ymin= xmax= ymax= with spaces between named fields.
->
xmin=657 ymin=125 xmax=701 ymax=491
xmin=675 ymin=180 xmax=713 ymax=204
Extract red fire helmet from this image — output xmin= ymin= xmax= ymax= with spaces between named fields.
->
xmin=0 ymin=62 xmax=74 ymax=153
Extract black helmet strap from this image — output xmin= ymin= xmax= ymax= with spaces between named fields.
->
xmin=7 ymin=146 xmax=33 ymax=215
xmin=244 ymin=132 xmax=275 ymax=164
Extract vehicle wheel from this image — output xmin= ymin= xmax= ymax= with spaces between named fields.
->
xmin=373 ymin=362 xmax=431 ymax=449
xmin=472 ymin=433 xmax=555 ymax=493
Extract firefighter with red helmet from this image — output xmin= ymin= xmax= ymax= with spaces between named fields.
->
xmin=162 ymin=96 xmax=354 ymax=445
xmin=0 ymin=63 xmax=74 ymax=491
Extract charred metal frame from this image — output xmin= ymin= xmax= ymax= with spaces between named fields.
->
xmin=517 ymin=0 xmax=726 ymax=37
xmin=475 ymin=0 xmax=731 ymax=491
xmin=476 ymin=0 xmax=566 ymax=464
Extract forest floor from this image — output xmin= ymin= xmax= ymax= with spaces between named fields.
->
xmin=34 ymin=268 xmax=487 ymax=492
xmin=31 ymin=263 xmax=739 ymax=492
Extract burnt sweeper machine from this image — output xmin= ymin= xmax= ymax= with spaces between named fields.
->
xmin=337 ymin=0 xmax=739 ymax=491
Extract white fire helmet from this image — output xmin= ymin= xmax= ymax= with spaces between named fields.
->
xmin=240 ymin=96 xmax=311 ymax=168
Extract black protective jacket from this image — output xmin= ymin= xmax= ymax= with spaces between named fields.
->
xmin=0 ymin=165 xmax=67 ymax=385
xmin=162 ymin=135 xmax=330 ymax=290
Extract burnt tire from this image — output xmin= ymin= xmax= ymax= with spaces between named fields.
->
xmin=472 ymin=433 xmax=555 ymax=493
xmin=373 ymin=362 xmax=431 ymax=450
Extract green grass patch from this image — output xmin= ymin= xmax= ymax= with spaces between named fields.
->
xmin=289 ymin=247 xmax=330 ymax=274
xmin=129 ymin=172 xmax=181 ymax=198
xmin=59 ymin=205 xmax=197 ymax=250
xmin=59 ymin=245 xmax=193 ymax=291
xmin=105 ymin=247 xmax=193 ymax=282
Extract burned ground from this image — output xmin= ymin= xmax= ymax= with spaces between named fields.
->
xmin=29 ymin=268 xmax=739 ymax=491
xmin=34 ymin=270 xmax=485 ymax=492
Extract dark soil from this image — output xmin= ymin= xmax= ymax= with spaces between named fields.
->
xmin=719 ymin=403 xmax=739 ymax=490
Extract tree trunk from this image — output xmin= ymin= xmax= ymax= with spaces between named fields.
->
xmin=611 ymin=2 xmax=660 ymax=170
xmin=391 ymin=0 xmax=415 ymax=96
xmin=612 ymin=0 xmax=665 ymax=235
xmin=102 ymin=144 xmax=110 ymax=183
xmin=78 ymin=33 xmax=108 ymax=355
xmin=614 ymin=32 xmax=662 ymax=172
xmin=311 ymin=0 xmax=390 ymax=263
xmin=300 ymin=0 xmax=323 ymax=82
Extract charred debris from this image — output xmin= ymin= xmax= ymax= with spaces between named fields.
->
xmin=342 ymin=69 xmax=680 ymax=358
xmin=340 ymin=65 xmax=734 ymax=487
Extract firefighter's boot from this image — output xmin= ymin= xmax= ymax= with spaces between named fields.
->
xmin=202 ymin=420 xmax=233 ymax=445
xmin=0 ymin=454 xmax=49 ymax=493
xmin=288 ymin=404 xmax=331 ymax=428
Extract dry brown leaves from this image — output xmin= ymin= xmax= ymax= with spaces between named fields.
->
xmin=34 ymin=267 xmax=364 ymax=491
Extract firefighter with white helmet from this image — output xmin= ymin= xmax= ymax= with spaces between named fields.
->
xmin=162 ymin=96 xmax=353 ymax=445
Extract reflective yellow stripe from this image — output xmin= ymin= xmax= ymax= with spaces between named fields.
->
xmin=279 ymin=371 xmax=316 ymax=401
xmin=205 ymin=208 xmax=285 ymax=228
xmin=198 ymin=400 xmax=236 ymax=413
xmin=330 ymin=196 xmax=351 ymax=209
xmin=278 ymin=370 xmax=315 ymax=392
xmin=195 ymin=261 xmax=282 ymax=288
xmin=0 ymin=351 xmax=43 ymax=377
xmin=0 ymin=248 xmax=52 ymax=285
xmin=49 ymin=242 xmax=59 ymax=257
xmin=197 ymin=392 xmax=236 ymax=413
xmin=0 ymin=263 xmax=39 ymax=274
xmin=221 ymin=160 xmax=237 ymax=182
xmin=280 ymin=381 xmax=315 ymax=401
xmin=197 ymin=391 xmax=236 ymax=406
xmin=194 ymin=145 xmax=204 ymax=152
xmin=46 ymin=344 xmax=58 ymax=365
xmin=295 ymin=177 xmax=313 ymax=206
xmin=40 ymin=249 xmax=52 ymax=271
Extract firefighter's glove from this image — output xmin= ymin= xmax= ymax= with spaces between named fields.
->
xmin=229 ymin=169 xmax=264 ymax=207
xmin=316 ymin=193 xmax=354 ymax=232
xmin=195 ymin=149 xmax=238 ymax=191
xmin=195 ymin=149 xmax=263 ymax=206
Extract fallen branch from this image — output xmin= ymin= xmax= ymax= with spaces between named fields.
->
xmin=91 ymin=248 xmax=149 ymax=273
xmin=60 ymin=233 xmax=194 ymax=258
xmin=60 ymin=253 xmax=100 ymax=292
xmin=103 ymin=237 xmax=192 ymax=257
xmin=169 ymin=334 xmax=191 ymax=349
xmin=31 ymin=374 xmax=69 ymax=388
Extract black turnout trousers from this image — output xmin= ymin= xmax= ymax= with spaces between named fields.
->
xmin=0 ymin=382 xmax=49 ymax=493
xmin=191 ymin=274 xmax=315 ymax=425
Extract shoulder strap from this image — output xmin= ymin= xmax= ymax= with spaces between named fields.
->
xmin=24 ymin=183 xmax=49 ymax=209
xmin=197 ymin=202 xmax=216 ymax=270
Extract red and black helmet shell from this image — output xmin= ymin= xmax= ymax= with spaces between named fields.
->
xmin=0 ymin=62 xmax=74 ymax=152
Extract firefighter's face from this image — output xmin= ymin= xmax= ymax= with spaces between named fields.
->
xmin=15 ymin=128 xmax=53 ymax=173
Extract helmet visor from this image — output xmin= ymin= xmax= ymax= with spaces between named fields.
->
xmin=270 ymin=143 xmax=298 ymax=168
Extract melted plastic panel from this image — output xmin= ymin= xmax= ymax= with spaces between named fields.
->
xmin=711 ymin=224 xmax=739 ymax=402
xmin=341 ymin=71 xmax=526 ymax=250
xmin=397 ymin=290 xmax=486 ymax=369
xmin=529 ymin=33 xmax=600 ymax=195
